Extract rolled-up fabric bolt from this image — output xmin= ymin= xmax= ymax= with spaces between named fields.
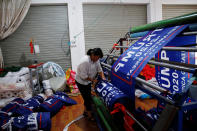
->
xmin=189 ymin=23 xmax=197 ymax=31
xmin=39 ymin=96 xmax=64 ymax=117
xmin=130 ymin=31 xmax=148 ymax=38
xmin=0 ymin=112 xmax=51 ymax=131
xmin=95 ymin=80 xmax=130 ymax=110
xmin=40 ymin=92 xmax=76 ymax=117
xmin=54 ymin=91 xmax=77 ymax=105
xmin=15 ymin=95 xmax=45 ymax=116
xmin=14 ymin=105 xmax=33 ymax=116
xmin=1 ymin=98 xmax=25 ymax=116
xmin=12 ymin=95 xmax=45 ymax=116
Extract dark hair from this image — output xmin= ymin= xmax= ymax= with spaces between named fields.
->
xmin=87 ymin=48 xmax=103 ymax=58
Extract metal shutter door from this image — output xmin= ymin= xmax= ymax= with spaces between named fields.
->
xmin=163 ymin=5 xmax=197 ymax=19
xmin=83 ymin=4 xmax=147 ymax=54
xmin=0 ymin=5 xmax=70 ymax=71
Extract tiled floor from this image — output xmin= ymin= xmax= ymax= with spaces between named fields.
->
xmin=51 ymin=95 xmax=99 ymax=131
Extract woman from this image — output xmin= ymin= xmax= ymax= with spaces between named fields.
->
xmin=75 ymin=48 xmax=106 ymax=120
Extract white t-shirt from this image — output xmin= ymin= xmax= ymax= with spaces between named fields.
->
xmin=75 ymin=55 xmax=103 ymax=85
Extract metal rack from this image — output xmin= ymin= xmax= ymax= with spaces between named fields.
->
xmin=28 ymin=63 xmax=44 ymax=95
xmin=95 ymin=28 xmax=197 ymax=131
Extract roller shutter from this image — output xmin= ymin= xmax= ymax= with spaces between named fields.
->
xmin=0 ymin=5 xmax=70 ymax=71
xmin=163 ymin=5 xmax=197 ymax=19
xmin=83 ymin=4 xmax=147 ymax=54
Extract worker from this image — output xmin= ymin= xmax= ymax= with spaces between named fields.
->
xmin=75 ymin=48 xmax=106 ymax=121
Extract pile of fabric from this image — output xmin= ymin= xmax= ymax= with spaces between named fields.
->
xmin=0 ymin=62 xmax=79 ymax=130
xmin=0 ymin=67 xmax=32 ymax=108
xmin=0 ymin=92 xmax=76 ymax=131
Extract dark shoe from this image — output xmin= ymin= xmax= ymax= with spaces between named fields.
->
xmin=83 ymin=111 xmax=88 ymax=117
xmin=88 ymin=116 xmax=95 ymax=122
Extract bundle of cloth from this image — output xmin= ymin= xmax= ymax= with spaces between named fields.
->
xmin=0 ymin=67 xmax=32 ymax=100
xmin=0 ymin=92 xmax=76 ymax=131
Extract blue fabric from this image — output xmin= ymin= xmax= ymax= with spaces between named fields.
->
xmin=39 ymin=96 xmax=64 ymax=117
xmin=36 ymin=112 xmax=51 ymax=131
xmin=189 ymin=23 xmax=197 ymax=31
xmin=39 ymin=92 xmax=76 ymax=117
xmin=168 ymin=35 xmax=196 ymax=45
xmin=0 ymin=117 xmax=9 ymax=130
xmin=54 ymin=92 xmax=77 ymax=105
xmin=130 ymin=31 xmax=148 ymax=38
xmin=11 ymin=98 xmax=25 ymax=104
xmin=0 ymin=112 xmax=51 ymax=131
xmin=15 ymin=106 xmax=33 ymax=116
xmin=111 ymin=25 xmax=189 ymax=99
xmin=23 ymin=95 xmax=44 ymax=111
xmin=0 ymin=98 xmax=25 ymax=116
xmin=1 ymin=103 xmax=20 ymax=116
xmin=155 ymin=35 xmax=196 ymax=93
xmin=13 ymin=95 xmax=44 ymax=116
xmin=95 ymin=80 xmax=129 ymax=109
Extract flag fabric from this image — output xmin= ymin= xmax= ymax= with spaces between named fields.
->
xmin=155 ymin=35 xmax=196 ymax=93
xmin=0 ymin=112 xmax=51 ymax=131
xmin=40 ymin=92 xmax=76 ymax=117
xmin=95 ymin=80 xmax=129 ymax=109
xmin=111 ymin=25 xmax=189 ymax=99
xmin=1 ymin=98 xmax=25 ymax=116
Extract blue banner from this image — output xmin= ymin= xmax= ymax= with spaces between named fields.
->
xmin=169 ymin=35 xmax=196 ymax=45
xmin=155 ymin=35 xmax=196 ymax=93
xmin=111 ymin=25 xmax=188 ymax=98
xmin=95 ymin=80 xmax=129 ymax=109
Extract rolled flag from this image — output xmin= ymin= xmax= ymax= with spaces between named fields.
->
xmin=1 ymin=98 xmax=25 ymax=117
xmin=54 ymin=92 xmax=77 ymax=105
xmin=0 ymin=112 xmax=51 ymax=131
xmin=1 ymin=96 xmax=44 ymax=117
xmin=14 ymin=95 xmax=44 ymax=116
xmin=40 ymin=92 xmax=76 ymax=117
xmin=22 ymin=95 xmax=44 ymax=111
xmin=39 ymin=96 xmax=64 ymax=117
xmin=95 ymin=80 xmax=129 ymax=109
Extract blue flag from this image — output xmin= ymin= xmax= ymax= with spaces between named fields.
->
xmin=155 ymin=35 xmax=196 ymax=93
xmin=0 ymin=112 xmax=51 ymax=131
xmin=111 ymin=25 xmax=189 ymax=99
xmin=95 ymin=80 xmax=129 ymax=109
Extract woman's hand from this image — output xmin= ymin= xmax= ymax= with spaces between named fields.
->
xmin=99 ymin=72 xmax=106 ymax=81
xmin=86 ymin=77 xmax=98 ymax=83
xmin=92 ymin=79 xmax=98 ymax=91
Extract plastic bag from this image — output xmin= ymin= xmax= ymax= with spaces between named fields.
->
xmin=65 ymin=68 xmax=79 ymax=94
